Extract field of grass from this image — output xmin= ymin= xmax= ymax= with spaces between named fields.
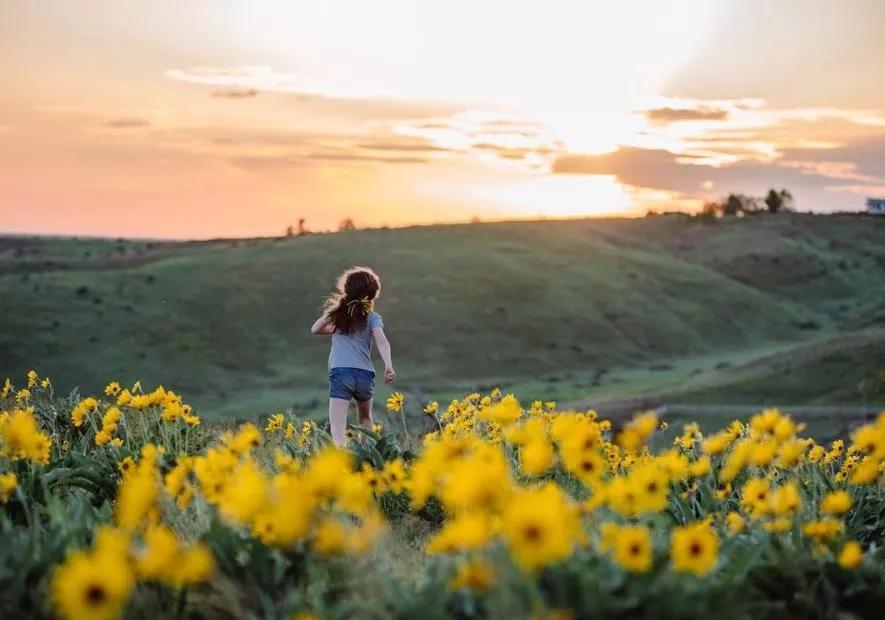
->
xmin=1 ymin=213 xmax=883 ymax=420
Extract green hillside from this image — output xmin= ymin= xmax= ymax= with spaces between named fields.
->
xmin=1 ymin=213 xmax=883 ymax=417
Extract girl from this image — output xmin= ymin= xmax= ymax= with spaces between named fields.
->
xmin=311 ymin=267 xmax=395 ymax=447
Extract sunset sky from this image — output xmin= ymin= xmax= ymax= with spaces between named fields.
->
xmin=2 ymin=0 xmax=884 ymax=238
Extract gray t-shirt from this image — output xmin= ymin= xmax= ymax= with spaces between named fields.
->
xmin=328 ymin=311 xmax=383 ymax=372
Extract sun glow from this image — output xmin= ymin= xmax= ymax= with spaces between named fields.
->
xmin=476 ymin=174 xmax=635 ymax=220
xmin=3 ymin=1 xmax=884 ymax=237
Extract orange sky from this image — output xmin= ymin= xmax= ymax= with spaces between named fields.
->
xmin=1 ymin=0 xmax=884 ymax=238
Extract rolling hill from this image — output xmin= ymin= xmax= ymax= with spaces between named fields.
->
xmin=1 ymin=213 xmax=883 ymax=418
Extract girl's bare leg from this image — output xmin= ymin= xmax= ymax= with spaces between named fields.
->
xmin=329 ymin=398 xmax=351 ymax=447
xmin=356 ymin=398 xmax=374 ymax=433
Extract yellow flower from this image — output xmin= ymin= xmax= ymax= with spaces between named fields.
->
xmin=607 ymin=476 xmax=639 ymax=517
xmin=769 ymin=482 xmax=801 ymax=517
xmin=71 ymin=397 xmax=99 ymax=428
xmin=480 ymin=394 xmax=522 ymax=426
xmin=105 ymin=381 xmax=121 ymax=396
xmin=740 ymin=478 xmax=771 ymax=518
xmin=520 ymin=439 xmax=554 ymax=477
xmin=117 ymin=456 xmax=136 ymax=476
xmin=820 ymin=490 xmax=852 ymax=517
xmin=630 ymin=464 xmax=669 ymax=514
xmin=807 ymin=445 xmax=825 ymax=462
xmin=838 ymin=541 xmax=863 ymax=569
xmin=0 ymin=472 xmax=17 ymax=503
xmin=616 ymin=411 xmax=657 ymax=453
xmin=612 ymin=525 xmax=653 ymax=573
xmin=671 ymin=522 xmax=719 ymax=576
xmin=776 ymin=439 xmax=807 ymax=468
xmin=702 ymin=430 xmax=737 ymax=455
xmin=749 ymin=439 xmax=778 ymax=468
xmin=688 ymin=456 xmax=711 ymax=478
xmin=304 ymin=446 xmax=354 ymax=500
xmin=502 ymin=484 xmax=579 ymax=572
xmin=763 ymin=517 xmax=792 ymax=534
xmin=851 ymin=423 xmax=881 ymax=455
xmin=217 ymin=459 xmax=269 ymax=524
xmin=115 ymin=455 xmax=159 ymax=530
xmin=424 ymin=401 xmax=439 ymax=415
xmin=802 ymin=519 xmax=844 ymax=543
xmin=52 ymin=529 xmax=135 ymax=620
xmin=560 ymin=446 xmax=605 ymax=487
xmin=427 ymin=512 xmax=493 ymax=554
xmin=449 ymin=558 xmax=495 ymax=592
xmin=313 ymin=518 xmax=348 ymax=555
xmin=1 ymin=407 xmax=52 ymax=464
xmin=27 ymin=370 xmax=38 ymax=388
xmin=381 ymin=458 xmax=407 ymax=494
xmin=224 ymin=423 xmax=262 ymax=454
xmin=849 ymin=457 xmax=879 ymax=485
xmin=136 ymin=524 xmax=179 ymax=580
xmin=170 ymin=545 xmax=214 ymax=586
xmin=252 ymin=476 xmax=315 ymax=547
xmin=714 ymin=482 xmax=732 ymax=501
xmin=725 ymin=511 xmax=745 ymax=535
xmin=386 ymin=391 xmax=405 ymax=412
xmin=265 ymin=413 xmax=284 ymax=433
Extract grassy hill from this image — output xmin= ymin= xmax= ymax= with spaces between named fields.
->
xmin=1 ymin=213 xmax=883 ymax=418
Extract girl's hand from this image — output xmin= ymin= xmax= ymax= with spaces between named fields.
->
xmin=384 ymin=366 xmax=396 ymax=383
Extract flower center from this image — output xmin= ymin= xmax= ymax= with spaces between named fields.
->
xmin=85 ymin=585 xmax=107 ymax=605
xmin=524 ymin=524 xmax=542 ymax=542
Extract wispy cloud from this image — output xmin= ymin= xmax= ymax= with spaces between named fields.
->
xmin=103 ymin=117 xmax=151 ymax=129
xmin=210 ymin=88 xmax=259 ymax=99
xmin=166 ymin=65 xmax=399 ymax=100
xmin=645 ymin=107 xmax=729 ymax=124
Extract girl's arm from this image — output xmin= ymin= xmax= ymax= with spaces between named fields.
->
xmin=310 ymin=314 xmax=334 ymax=335
xmin=372 ymin=327 xmax=395 ymax=383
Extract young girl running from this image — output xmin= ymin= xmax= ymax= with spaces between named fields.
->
xmin=310 ymin=267 xmax=395 ymax=447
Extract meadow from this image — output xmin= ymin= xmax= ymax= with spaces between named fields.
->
xmin=2 ymin=214 xmax=885 ymax=618
xmin=0 ymin=372 xmax=883 ymax=619
xmin=1 ymin=214 xmax=883 ymax=429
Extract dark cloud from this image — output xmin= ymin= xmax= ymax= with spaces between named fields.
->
xmin=552 ymin=144 xmax=885 ymax=212
xmin=210 ymin=88 xmax=260 ymax=99
xmin=781 ymin=136 xmax=885 ymax=180
xmin=645 ymin=107 xmax=729 ymax=123
xmin=104 ymin=118 xmax=151 ymax=129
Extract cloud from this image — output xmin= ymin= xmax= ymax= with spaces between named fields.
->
xmin=551 ymin=141 xmax=885 ymax=212
xmin=210 ymin=88 xmax=259 ymax=99
xmin=358 ymin=137 xmax=450 ymax=153
xmin=393 ymin=110 xmax=562 ymax=168
xmin=103 ymin=118 xmax=151 ymax=129
xmin=645 ymin=106 xmax=729 ymax=123
xmin=230 ymin=151 xmax=427 ymax=173
xmin=167 ymin=65 xmax=398 ymax=100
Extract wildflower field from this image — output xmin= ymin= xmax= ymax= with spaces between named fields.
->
xmin=1 ymin=372 xmax=884 ymax=620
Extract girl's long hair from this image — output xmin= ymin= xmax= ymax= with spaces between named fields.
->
xmin=323 ymin=267 xmax=381 ymax=335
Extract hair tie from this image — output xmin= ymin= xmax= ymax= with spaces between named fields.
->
xmin=346 ymin=297 xmax=374 ymax=316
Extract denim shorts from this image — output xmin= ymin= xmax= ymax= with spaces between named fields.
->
xmin=329 ymin=367 xmax=375 ymax=402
